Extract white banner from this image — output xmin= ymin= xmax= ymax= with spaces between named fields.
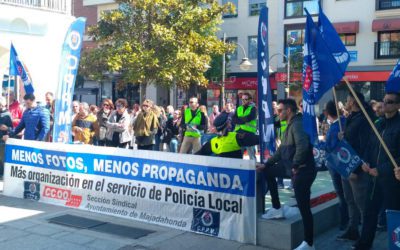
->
xmin=3 ymin=139 xmax=256 ymax=244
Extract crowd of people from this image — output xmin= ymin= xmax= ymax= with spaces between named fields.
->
xmin=0 ymin=89 xmax=399 ymax=250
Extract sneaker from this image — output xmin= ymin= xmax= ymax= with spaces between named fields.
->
xmin=336 ymin=229 xmax=359 ymax=241
xmin=294 ymin=241 xmax=315 ymax=250
xmin=261 ymin=207 xmax=284 ymax=219
xmin=376 ymin=223 xmax=387 ymax=231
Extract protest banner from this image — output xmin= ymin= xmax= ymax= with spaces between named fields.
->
xmin=3 ymin=139 xmax=256 ymax=244
xmin=387 ymin=210 xmax=400 ymax=250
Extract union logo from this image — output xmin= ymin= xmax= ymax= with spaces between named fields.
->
xmin=303 ymin=65 xmax=313 ymax=91
xmin=337 ymin=147 xmax=351 ymax=164
xmin=393 ymin=226 xmax=400 ymax=248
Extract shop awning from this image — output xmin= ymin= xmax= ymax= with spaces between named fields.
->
xmin=372 ymin=18 xmax=400 ymax=32
xmin=333 ymin=21 xmax=359 ymax=34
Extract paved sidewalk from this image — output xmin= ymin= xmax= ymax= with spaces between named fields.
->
xmin=0 ymin=177 xmax=388 ymax=250
xmin=0 ymin=195 xmax=266 ymax=250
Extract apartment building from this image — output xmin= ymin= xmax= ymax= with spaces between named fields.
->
xmin=219 ymin=0 xmax=400 ymax=105
xmin=0 ymin=0 xmax=74 ymax=102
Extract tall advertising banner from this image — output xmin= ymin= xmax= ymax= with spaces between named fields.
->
xmin=3 ymin=139 xmax=256 ymax=244
xmin=53 ymin=18 xmax=86 ymax=143
xmin=257 ymin=6 xmax=275 ymax=162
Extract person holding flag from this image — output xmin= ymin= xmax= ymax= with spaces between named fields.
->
xmin=352 ymin=91 xmax=400 ymax=249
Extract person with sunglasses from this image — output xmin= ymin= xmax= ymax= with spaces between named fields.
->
xmin=353 ymin=92 xmax=400 ymax=250
xmin=133 ymin=99 xmax=159 ymax=150
xmin=95 ymin=99 xmax=114 ymax=146
xmin=105 ymin=99 xmax=132 ymax=148
xmin=179 ymin=97 xmax=206 ymax=154
xmin=233 ymin=93 xmax=257 ymax=159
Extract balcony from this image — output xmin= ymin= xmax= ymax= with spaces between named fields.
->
xmin=0 ymin=0 xmax=71 ymax=14
xmin=374 ymin=41 xmax=400 ymax=59
xmin=377 ymin=0 xmax=400 ymax=10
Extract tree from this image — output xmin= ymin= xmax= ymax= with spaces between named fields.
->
xmin=81 ymin=0 xmax=234 ymax=99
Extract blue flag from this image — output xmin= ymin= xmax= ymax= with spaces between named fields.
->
xmin=318 ymin=3 xmax=350 ymax=75
xmin=385 ymin=59 xmax=400 ymax=93
xmin=52 ymin=18 xmax=86 ymax=143
xmin=9 ymin=44 xmax=34 ymax=94
xmin=302 ymin=10 xmax=344 ymax=144
xmin=325 ymin=140 xmax=362 ymax=178
xmin=257 ymin=7 xmax=275 ymax=162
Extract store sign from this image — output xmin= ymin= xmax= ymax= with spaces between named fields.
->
xmin=349 ymin=51 xmax=357 ymax=62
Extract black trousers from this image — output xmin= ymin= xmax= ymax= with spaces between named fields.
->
xmin=264 ymin=164 xmax=317 ymax=246
xmin=137 ymin=144 xmax=154 ymax=150
xmin=358 ymin=175 xmax=400 ymax=249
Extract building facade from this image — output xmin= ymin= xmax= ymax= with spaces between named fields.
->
xmin=0 ymin=0 xmax=74 ymax=103
xmin=219 ymin=0 xmax=399 ymax=110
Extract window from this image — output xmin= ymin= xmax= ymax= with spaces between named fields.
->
xmin=339 ymin=34 xmax=356 ymax=46
xmin=375 ymin=31 xmax=400 ymax=59
xmin=222 ymin=0 xmax=238 ymax=18
xmin=285 ymin=0 xmax=319 ymax=18
xmin=249 ymin=0 xmax=266 ymax=16
xmin=248 ymin=36 xmax=258 ymax=59
xmin=377 ymin=0 xmax=400 ymax=10
xmin=226 ymin=37 xmax=238 ymax=60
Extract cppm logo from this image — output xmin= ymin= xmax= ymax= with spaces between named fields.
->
xmin=260 ymin=22 xmax=268 ymax=46
xmin=68 ymin=31 xmax=82 ymax=50
xmin=43 ymin=186 xmax=82 ymax=208
xmin=337 ymin=146 xmax=352 ymax=164
xmin=393 ymin=226 xmax=400 ymax=248
xmin=191 ymin=208 xmax=220 ymax=236
xmin=23 ymin=181 xmax=40 ymax=201
xmin=201 ymin=211 xmax=214 ymax=227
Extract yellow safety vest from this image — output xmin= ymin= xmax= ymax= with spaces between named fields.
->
xmin=210 ymin=132 xmax=241 ymax=155
xmin=279 ymin=120 xmax=287 ymax=140
xmin=234 ymin=105 xmax=257 ymax=133
xmin=184 ymin=108 xmax=202 ymax=138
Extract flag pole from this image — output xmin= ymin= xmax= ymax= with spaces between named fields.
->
xmin=7 ymin=75 xmax=11 ymax=110
xmin=332 ymin=87 xmax=343 ymax=132
xmin=343 ymin=77 xmax=399 ymax=169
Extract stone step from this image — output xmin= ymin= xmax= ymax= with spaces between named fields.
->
xmin=257 ymin=198 xmax=339 ymax=250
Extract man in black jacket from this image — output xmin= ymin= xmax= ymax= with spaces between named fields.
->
xmin=337 ymin=91 xmax=372 ymax=242
xmin=352 ymin=92 xmax=400 ymax=250
xmin=256 ymin=99 xmax=317 ymax=250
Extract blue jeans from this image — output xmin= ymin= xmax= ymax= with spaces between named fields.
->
xmin=169 ymin=138 xmax=179 ymax=153
xmin=328 ymin=168 xmax=349 ymax=227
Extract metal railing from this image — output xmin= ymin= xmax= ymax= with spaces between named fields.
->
xmin=0 ymin=0 xmax=71 ymax=14
xmin=377 ymin=0 xmax=400 ymax=10
xmin=374 ymin=41 xmax=400 ymax=59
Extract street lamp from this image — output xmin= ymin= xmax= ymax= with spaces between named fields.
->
xmin=221 ymin=33 xmax=252 ymax=108
xmin=269 ymin=50 xmax=303 ymax=98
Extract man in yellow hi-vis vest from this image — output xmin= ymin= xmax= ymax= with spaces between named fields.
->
xmin=233 ymin=93 xmax=257 ymax=160
xmin=179 ymin=97 xmax=206 ymax=154
xmin=196 ymin=112 xmax=259 ymax=159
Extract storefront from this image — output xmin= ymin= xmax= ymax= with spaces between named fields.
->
xmin=275 ymin=67 xmax=393 ymax=103
xmin=207 ymin=74 xmax=277 ymax=112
